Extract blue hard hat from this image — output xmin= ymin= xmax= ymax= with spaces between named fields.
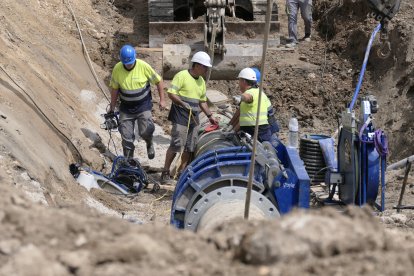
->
xmin=251 ymin=67 xmax=261 ymax=83
xmin=119 ymin=45 xmax=136 ymax=65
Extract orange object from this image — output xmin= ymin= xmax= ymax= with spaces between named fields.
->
xmin=204 ymin=123 xmax=219 ymax=132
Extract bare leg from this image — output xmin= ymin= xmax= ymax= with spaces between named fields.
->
xmin=163 ymin=147 xmax=177 ymax=173
xmin=177 ymin=151 xmax=192 ymax=173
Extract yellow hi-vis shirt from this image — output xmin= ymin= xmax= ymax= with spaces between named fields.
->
xmin=239 ymin=87 xmax=269 ymax=126
xmin=109 ymin=59 xmax=161 ymax=114
xmin=167 ymin=70 xmax=207 ymax=126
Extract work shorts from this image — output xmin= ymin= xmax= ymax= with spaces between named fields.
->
xmin=170 ymin=123 xmax=199 ymax=153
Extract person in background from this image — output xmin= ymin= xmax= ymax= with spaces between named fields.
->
xmin=108 ymin=44 xmax=166 ymax=160
xmin=285 ymin=0 xmax=313 ymax=48
xmin=161 ymin=51 xmax=218 ymax=184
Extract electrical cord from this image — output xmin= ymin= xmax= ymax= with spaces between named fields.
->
xmin=64 ymin=0 xmax=110 ymax=102
xmin=0 ymin=65 xmax=84 ymax=163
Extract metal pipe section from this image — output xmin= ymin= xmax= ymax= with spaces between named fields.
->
xmin=387 ymin=155 xmax=414 ymax=170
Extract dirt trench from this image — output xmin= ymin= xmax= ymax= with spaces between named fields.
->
xmin=0 ymin=0 xmax=414 ymax=275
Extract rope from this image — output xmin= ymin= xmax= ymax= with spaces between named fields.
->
xmin=0 ymin=65 xmax=84 ymax=163
xmin=173 ymin=107 xmax=193 ymax=180
xmin=358 ymin=117 xmax=388 ymax=157
xmin=64 ymin=0 xmax=110 ymax=102
xmin=244 ymin=0 xmax=273 ymax=220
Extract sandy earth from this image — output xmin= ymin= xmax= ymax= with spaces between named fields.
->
xmin=0 ymin=0 xmax=414 ymax=274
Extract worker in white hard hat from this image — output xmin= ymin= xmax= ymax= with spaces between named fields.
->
xmin=161 ymin=51 xmax=218 ymax=184
xmin=227 ymin=67 xmax=271 ymax=142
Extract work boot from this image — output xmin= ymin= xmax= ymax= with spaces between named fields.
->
xmin=285 ymin=42 xmax=297 ymax=48
xmin=302 ymin=35 xmax=311 ymax=42
xmin=160 ymin=171 xmax=174 ymax=185
xmin=146 ymin=140 xmax=155 ymax=160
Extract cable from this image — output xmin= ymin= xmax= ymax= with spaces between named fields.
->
xmin=349 ymin=23 xmax=382 ymax=111
xmin=106 ymin=130 xmax=119 ymax=156
xmin=0 ymin=65 xmax=83 ymax=163
xmin=64 ymin=0 xmax=110 ymax=102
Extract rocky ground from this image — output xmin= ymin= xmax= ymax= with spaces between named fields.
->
xmin=0 ymin=0 xmax=414 ymax=275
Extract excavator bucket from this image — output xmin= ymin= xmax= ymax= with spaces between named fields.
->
xmin=149 ymin=0 xmax=280 ymax=80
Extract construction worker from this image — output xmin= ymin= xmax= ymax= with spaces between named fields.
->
xmin=108 ymin=44 xmax=166 ymax=160
xmin=251 ymin=67 xmax=280 ymax=135
xmin=228 ymin=67 xmax=271 ymax=142
xmin=161 ymin=51 xmax=217 ymax=184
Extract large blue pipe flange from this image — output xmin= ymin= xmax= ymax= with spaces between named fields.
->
xmin=185 ymin=186 xmax=280 ymax=231
xmin=171 ymin=132 xmax=311 ymax=230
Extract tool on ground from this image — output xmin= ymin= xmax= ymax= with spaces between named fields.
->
xmin=69 ymin=156 xmax=150 ymax=195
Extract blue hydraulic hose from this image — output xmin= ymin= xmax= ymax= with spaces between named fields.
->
xmin=349 ymin=23 xmax=382 ymax=111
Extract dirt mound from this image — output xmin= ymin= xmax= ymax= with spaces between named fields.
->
xmin=2 ymin=182 xmax=413 ymax=275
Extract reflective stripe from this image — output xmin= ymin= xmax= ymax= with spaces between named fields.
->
xmin=179 ymin=95 xmax=200 ymax=103
xmin=177 ymin=95 xmax=201 ymax=111
xmin=240 ymin=119 xmax=269 ymax=126
xmin=119 ymin=83 xmax=151 ymax=102
xmin=148 ymin=73 xmax=158 ymax=82
xmin=239 ymin=112 xmax=268 ymax=117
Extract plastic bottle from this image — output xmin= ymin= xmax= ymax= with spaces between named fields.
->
xmin=288 ymin=116 xmax=299 ymax=149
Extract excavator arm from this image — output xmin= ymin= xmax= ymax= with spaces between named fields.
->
xmin=367 ymin=0 xmax=402 ymax=57
xmin=367 ymin=0 xmax=401 ymax=21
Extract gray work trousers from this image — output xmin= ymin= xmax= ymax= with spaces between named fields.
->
xmin=118 ymin=110 xmax=155 ymax=156
xmin=286 ymin=0 xmax=313 ymax=43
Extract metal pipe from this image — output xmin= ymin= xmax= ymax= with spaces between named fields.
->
xmin=387 ymin=155 xmax=414 ymax=170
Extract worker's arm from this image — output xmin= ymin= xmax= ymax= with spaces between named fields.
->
xmin=200 ymin=101 xmax=218 ymax=124
xmin=156 ymin=80 xmax=166 ymax=110
xmin=241 ymin=92 xmax=253 ymax=103
xmin=109 ymin=88 xmax=119 ymax=112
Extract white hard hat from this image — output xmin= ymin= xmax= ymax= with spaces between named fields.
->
xmin=238 ymin=68 xmax=257 ymax=81
xmin=191 ymin=51 xmax=212 ymax=67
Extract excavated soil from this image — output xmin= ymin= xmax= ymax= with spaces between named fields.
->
xmin=0 ymin=0 xmax=414 ymax=274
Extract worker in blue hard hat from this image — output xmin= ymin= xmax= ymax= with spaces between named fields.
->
xmin=226 ymin=67 xmax=271 ymax=142
xmin=108 ymin=44 xmax=166 ymax=160
xmin=251 ymin=67 xmax=280 ymax=134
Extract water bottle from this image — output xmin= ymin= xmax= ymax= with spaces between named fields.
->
xmin=288 ymin=116 xmax=299 ymax=148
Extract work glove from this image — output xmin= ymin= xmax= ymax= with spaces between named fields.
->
xmin=182 ymin=102 xmax=192 ymax=111
xmin=232 ymin=95 xmax=242 ymax=106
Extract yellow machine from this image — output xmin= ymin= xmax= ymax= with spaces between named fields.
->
xmin=149 ymin=0 xmax=279 ymax=80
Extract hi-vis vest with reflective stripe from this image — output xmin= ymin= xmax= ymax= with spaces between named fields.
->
xmin=239 ymin=88 xmax=269 ymax=126
xmin=167 ymin=70 xmax=207 ymax=114
xmin=109 ymin=60 xmax=161 ymax=113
